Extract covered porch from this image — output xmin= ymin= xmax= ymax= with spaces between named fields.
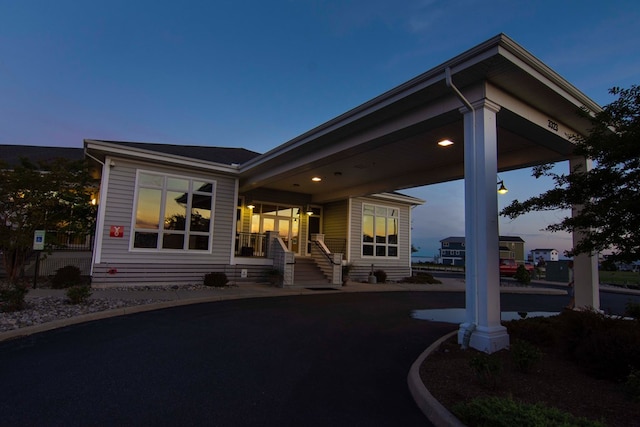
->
xmin=238 ymin=34 xmax=602 ymax=353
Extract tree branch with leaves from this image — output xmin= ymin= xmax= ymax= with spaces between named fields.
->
xmin=501 ymin=85 xmax=640 ymax=263
xmin=0 ymin=157 xmax=97 ymax=282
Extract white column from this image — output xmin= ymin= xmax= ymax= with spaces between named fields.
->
xmin=569 ymin=157 xmax=600 ymax=310
xmin=458 ymin=99 xmax=509 ymax=353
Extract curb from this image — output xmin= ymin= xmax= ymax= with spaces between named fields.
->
xmin=408 ymin=330 xmax=466 ymax=427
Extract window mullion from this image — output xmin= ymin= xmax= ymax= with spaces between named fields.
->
xmin=158 ymin=176 xmax=168 ymax=250
xmin=184 ymin=181 xmax=193 ymax=250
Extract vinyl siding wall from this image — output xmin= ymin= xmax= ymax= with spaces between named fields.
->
xmin=347 ymin=197 xmax=412 ymax=282
xmin=92 ymin=157 xmax=240 ymax=285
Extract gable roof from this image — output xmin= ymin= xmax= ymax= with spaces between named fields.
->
xmin=88 ymin=140 xmax=261 ymax=165
xmin=0 ymin=145 xmax=84 ymax=167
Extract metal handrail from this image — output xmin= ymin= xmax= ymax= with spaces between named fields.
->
xmin=313 ymin=240 xmax=341 ymax=265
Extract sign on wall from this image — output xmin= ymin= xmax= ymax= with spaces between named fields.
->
xmin=110 ymin=226 xmax=125 ymax=238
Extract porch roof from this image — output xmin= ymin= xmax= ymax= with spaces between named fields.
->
xmin=238 ymin=33 xmax=601 ymax=203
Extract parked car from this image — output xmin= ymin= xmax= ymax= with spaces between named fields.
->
xmin=499 ymin=259 xmax=534 ymax=276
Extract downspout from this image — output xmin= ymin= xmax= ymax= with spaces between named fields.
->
xmin=445 ymin=67 xmax=478 ymax=348
xmin=83 ymin=149 xmax=108 ymax=273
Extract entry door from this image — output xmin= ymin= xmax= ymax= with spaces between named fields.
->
xmin=262 ymin=215 xmax=299 ymax=253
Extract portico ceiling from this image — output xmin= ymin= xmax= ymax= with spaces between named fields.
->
xmin=239 ymin=33 xmax=601 ymax=203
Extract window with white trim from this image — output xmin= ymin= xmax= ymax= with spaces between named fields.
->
xmin=132 ymin=171 xmax=215 ymax=251
xmin=362 ymin=204 xmax=399 ymax=257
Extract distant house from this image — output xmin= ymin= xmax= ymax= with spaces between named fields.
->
xmin=530 ymin=248 xmax=559 ymax=265
xmin=439 ymin=237 xmax=466 ymax=266
xmin=440 ymin=236 xmax=526 ymax=266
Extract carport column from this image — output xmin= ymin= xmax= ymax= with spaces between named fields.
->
xmin=458 ymin=99 xmax=509 ymax=353
xmin=569 ymin=157 xmax=600 ymax=310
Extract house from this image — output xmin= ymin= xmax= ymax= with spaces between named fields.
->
xmin=440 ymin=236 xmax=527 ymax=266
xmin=8 ymin=34 xmax=606 ymax=352
xmin=530 ymin=248 xmax=559 ymax=265
xmin=439 ymin=237 xmax=465 ymax=266
xmin=85 ymin=140 xmax=424 ymax=287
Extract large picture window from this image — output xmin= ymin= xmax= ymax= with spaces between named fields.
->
xmin=133 ymin=171 xmax=215 ymax=251
xmin=362 ymin=203 xmax=398 ymax=257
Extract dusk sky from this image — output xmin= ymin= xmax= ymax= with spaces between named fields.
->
xmin=2 ymin=1 xmax=639 ymax=258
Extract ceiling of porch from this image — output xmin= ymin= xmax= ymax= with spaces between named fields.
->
xmin=238 ymin=34 xmax=600 ymax=203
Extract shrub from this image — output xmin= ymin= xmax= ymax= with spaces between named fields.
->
xmin=469 ymin=352 xmax=502 ymax=389
xmin=66 ymin=285 xmax=92 ymax=304
xmin=558 ymin=309 xmax=640 ymax=381
xmin=625 ymin=301 xmax=640 ymax=320
xmin=373 ymin=269 xmax=387 ymax=283
xmin=265 ymin=269 xmax=283 ymax=286
xmin=401 ymin=272 xmax=442 ymax=284
xmin=51 ymin=265 xmax=83 ymax=289
xmin=203 ymin=272 xmax=229 ymax=287
xmin=625 ymin=367 xmax=640 ymax=402
xmin=452 ymin=396 xmax=605 ymax=427
xmin=514 ymin=264 xmax=531 ymax=285
xmin=504 ymin=316 xmax=557 ymax=348
xmin=510 ymin=340 xmax=543 ymax=373
xmin=0 ymin=282 xmax=28 ymax=312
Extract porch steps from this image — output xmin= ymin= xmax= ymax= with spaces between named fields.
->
xmin=293 ymin=257 xmax=333 ymax=287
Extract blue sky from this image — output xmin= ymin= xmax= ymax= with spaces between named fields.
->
xmin=2 ymin=0 xmax=639 ymax=258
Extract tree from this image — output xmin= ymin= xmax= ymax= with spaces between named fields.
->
xmin=501 ymin=85 xmax=640 ymax=262
xmin=0 ymin=157 xmax=97 ymax=282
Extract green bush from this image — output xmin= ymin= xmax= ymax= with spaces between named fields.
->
xmin=453 ymin=396 xmax=604 ymax=427
xmin=558 ymin=309 xmax=640 ymax=381
xmin=625 ymin=301 xmax=640 ymax=320
xmin=51 ymin=265 xmax=83 ymax=289
xmin=510 ymin=340 xmax=543 ymax=373
xmin=625 ymin=367 xmax=640 ymax=402
xmin=504 ymin=316 xmax=557 ymax=348
xmin=373 ymin=269 xmax=387 ymax=283
xmin=469 ymin=352 xmax=502 ymax=389
xmin=66 ymin=285 xmax=92 ymax=304
xmin=0 ymin=282 xmax=28 ymax=312
xmin=203 ymin=272 xmax=229 ymax=287
xmin=401 ymin=272 xmax=442 ymax=284
xmin=514 ymin=264 xmax=531 ymax=285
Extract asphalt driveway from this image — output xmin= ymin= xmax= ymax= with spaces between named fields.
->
xmin=0 ymin=292 xmax=463 ymax=426
xmin=1 ymin=289 xmax=630 ymax=426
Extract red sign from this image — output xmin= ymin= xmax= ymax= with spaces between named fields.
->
xmin=110 ymin=226 xmax=124 ymax=238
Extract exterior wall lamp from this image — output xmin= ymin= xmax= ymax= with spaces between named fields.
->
xmin=497 ymin=180 xmax=508 ymax=194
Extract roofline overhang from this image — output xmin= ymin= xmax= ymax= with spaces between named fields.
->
xmin=84 ymin=139 xmax=240 ymax=175
xmin=239 ymin=33 xmax=602 ymax=176
xmin=364 ymin=192 xmax=425 ymax=206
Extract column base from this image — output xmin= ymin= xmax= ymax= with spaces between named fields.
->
xmin=458 ymin=323 xmax=509 ymax=354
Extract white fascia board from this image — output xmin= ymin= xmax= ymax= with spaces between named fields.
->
xmin=84 ymin=140 xmax=240 ymax=175
xmin=367 ymin=192 xmax=426 ymax=205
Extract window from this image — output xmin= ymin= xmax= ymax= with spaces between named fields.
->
xmin=362 ymin=204 xmax=398 ymax=257
xmin=133 ymin=171 xmax=215 ymax=251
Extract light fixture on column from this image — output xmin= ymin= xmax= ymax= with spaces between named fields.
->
xmin=497 ymin=180 xmax=508 ymax=195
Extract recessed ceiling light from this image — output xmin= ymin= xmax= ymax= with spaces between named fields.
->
xmin=311 ymin=176 xmax=322 ymax=182
xmin=438 ymin=139 xmax=454 ymax=147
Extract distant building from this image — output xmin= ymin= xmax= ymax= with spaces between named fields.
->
xmin=531 ymin=249 xmax=559 ymax=265
xmin=439 ymin=236 xmax=526 ymax=266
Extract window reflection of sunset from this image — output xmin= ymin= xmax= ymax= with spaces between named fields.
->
xmin=164 ymin=191 xmax=186 ymax=230
xmin=136 ymin=188 xmax=161 ymax=229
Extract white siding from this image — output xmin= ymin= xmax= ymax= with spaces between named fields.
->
xmin=92 ymin=157 xmax=238 ymax=285
xmin=347 ymin=196 xmax=412 ymax=282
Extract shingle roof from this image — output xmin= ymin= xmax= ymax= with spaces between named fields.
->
xmin=0 ymin=145 xmax=84 ymax=166
xmin=93 ymin=140 xmax=261 ymax=165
